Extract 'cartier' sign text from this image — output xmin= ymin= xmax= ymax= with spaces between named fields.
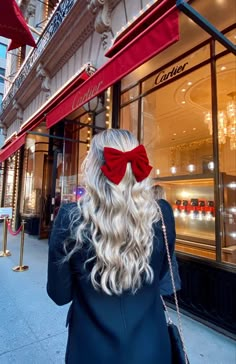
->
xmin=154 ymin=62 xmax=188 ymax=86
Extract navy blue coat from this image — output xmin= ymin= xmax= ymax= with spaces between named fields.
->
xmin=47 ymin=199 xmax=179 ymax=364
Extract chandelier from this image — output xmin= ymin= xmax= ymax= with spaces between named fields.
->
xmin=204 ymin=92 xmax=236 ymax=150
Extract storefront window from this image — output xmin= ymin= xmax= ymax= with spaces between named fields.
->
xmin=120 ymin=100 xmax=139 ymax=137
xmin=62 ymin=120 xmax=83 ymax=203
xmin=217 ymin=53 xmax=236 ymax=265
xmin=141 ymin=63 xmax=216 ymax=259
xmin=215 ymin=28 xmax=236 ymax=55
xmin=4 ymin=157 xmax=16 ymax=207
xmin=121 ymin=85 xmax=139 ymax=104
xmin=21 ymin=132 xmax=49 ymax=216
xmin=61 ymin=92 xmax=109 ymax=204
xmin=142 ymin=45 xmax=210 ymax=95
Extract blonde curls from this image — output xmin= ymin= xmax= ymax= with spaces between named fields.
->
xmin=66 ymin=129 xmax=159 ymax=295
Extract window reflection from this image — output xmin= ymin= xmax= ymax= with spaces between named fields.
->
xmin=217 ymin=53 xmax=236 ymax=265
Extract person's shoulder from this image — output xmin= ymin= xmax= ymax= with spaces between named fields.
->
xmin=57 ymin=202 xmax=78 ymax=216
xmin=157 ymin=198 xmax=172 ymax=213
xmin=59 ymin=202 xmax=78 ymax=211
xmin=157 ymin=198 xmax=175 ymax=230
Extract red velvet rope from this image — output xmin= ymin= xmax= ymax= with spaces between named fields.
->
xmin=6 ymin=221 xmax=23 ymax=236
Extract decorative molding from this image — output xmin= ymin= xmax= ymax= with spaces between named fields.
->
xmin=87 ymin=0 xmax=112 ymax=49
xmin=36 ymin=63 xmax=51 ymax=99
xmin=12 ymin=101 xmax=24 ymax=125
xmin=51 ymin=21 xmax=95 ymax=75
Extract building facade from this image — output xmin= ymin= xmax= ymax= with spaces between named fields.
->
xmin=0 ymin=36 xmax=8 ymax=147
xmin=0 ymin=36 xmax=8 ymax=203
xmin=0 ymin=0 xmax=235 ymax=337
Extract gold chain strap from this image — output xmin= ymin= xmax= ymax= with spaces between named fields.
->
xmin=158 ymin=204 xmax=188 ymax=364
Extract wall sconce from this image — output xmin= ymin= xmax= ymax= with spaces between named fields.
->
xmin=83 ymin=93 xmax=105 ymax=114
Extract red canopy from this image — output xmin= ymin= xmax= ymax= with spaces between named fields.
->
xmin=0 ymin=0 xmax=36 ymax=51
xmin=0 ymin=134 xmax=26 ymax=163
xmin=47 ymin=1 xmax=179 ymax=128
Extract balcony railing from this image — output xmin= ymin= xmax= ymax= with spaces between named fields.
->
xmin=2 ymin=0 xmax=77 ymax=112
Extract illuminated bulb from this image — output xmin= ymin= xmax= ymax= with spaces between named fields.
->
xmin=187 ymin=81 xmax=192 ymax=86
xmin=170 ymin=166 xmax=177 ymax=174
xmin=187 ymin=164 xmax=196 ymax=173
xmin=156 ymin=169 xmax=160 ymax=175
xmin=228 ymin=182 xmax=236 ymax=189
xmin=208 ymin=161 xmax=214 ymax=171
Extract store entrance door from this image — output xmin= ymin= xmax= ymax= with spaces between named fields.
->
xmin=39 ymin=154 xmax=54 ymax=239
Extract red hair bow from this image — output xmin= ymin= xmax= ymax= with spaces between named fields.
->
xmin=101 ymin=145 xmax=152 ymax=184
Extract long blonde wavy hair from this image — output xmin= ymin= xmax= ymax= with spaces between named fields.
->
xmin=67 ymin=129 xmax=159 ymax=295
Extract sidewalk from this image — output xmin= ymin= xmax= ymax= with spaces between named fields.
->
xmin=0 ymin=223 xmax=235 ymax=364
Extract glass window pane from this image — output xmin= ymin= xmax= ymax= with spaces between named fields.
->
xmin=216 ymin=28 xmax=236 ymax=55
xmin=120 ymin=101 xmax=138 ymax=138
xmin=141 ymin=63 xmax=216 ymax=260
xmin=121 ymin=85 xmax=139 ymax=105
xmin=142 ymin=45 xmax=210 ymax=94
xmin=4 ymin=158 xmax=16 ymax=207
xmin=217 ymin=53 xmax=236 ymax=265
xmin=22 ymin=132 xmax=49 ymax=216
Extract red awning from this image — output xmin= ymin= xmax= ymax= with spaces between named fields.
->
xmin=0 ymin=0 xmax=36 ymax=51
xmin=18 ymin=69 xmax=90 ymax=136
xmin=0 ymin=134 xmax=26 ymax=163
xmin=47 ymin=0 xmax=179 ymax=129
xmin=105 ymin=0 xmax=176 ymax=58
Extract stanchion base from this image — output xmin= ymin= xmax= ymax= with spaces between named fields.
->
xmin=0 ymin=250 xmax=11 ymax=257
xmin=12 ymin=265 xmax=29 ymax=272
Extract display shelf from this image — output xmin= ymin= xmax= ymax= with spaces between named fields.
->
xmin=154 ymin=175 xmax=215 ymax=247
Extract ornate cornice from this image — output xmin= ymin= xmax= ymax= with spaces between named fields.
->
xmin=36 ymin=63 xmax=51 ymax=99
xmin=87 ymin=0 xmax=112 ymax=49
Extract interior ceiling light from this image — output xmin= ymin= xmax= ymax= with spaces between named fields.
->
xmin=204 ymin=91 xmax=236 ymax=150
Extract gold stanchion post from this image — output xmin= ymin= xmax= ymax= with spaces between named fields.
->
xmin=12 ymin=220 xmax=29 ymax=272
xmin=0 ymin=217 xmax=11 ymax=257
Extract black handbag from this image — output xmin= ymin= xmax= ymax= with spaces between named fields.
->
xmin=167 ymin=321 xmax=190 ymax=364
xmin=158 ymin=204 xmax=190 ymax=364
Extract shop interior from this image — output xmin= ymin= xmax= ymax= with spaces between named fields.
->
xmin=120 ymin=7 xmax=236 ymax=264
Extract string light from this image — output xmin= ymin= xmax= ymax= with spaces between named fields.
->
xmin=105 ymin=88 xmax=111 ymax=128
xmin=112 ymin=0 xmax=158 ymax=43
xmin=86 ymin=128 xmax=91 ymax=153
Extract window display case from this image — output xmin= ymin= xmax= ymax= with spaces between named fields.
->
xmin=155 ymin=175 xmax=216 ymax=259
